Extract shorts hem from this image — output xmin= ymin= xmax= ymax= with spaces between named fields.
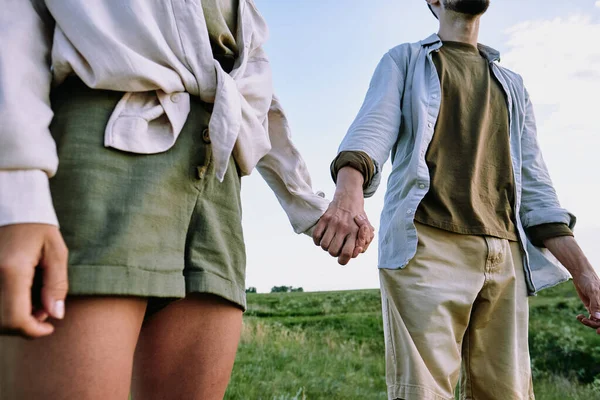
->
xmin=388 ymin=384 xmax=453 ymax=400
xmin=67 ymin=264 xmax=186 ymax=298
xmin=185 ymin=270 xmax=247 ymax=311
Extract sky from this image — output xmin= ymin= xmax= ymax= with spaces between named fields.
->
xmin=241 ymin=0 xmax=600 ymax=293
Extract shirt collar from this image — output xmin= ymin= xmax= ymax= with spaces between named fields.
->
xmin=420 ymin=33 xmax=501 ymax=62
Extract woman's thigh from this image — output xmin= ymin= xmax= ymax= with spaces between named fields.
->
xmin=132 ymin=294 xmax=243 ymax=400
xmin=0 ymin=296 xmax=147 ymax=400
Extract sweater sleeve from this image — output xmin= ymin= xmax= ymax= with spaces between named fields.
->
xmin=526 ymin=223 xmax=574 ymax=248
xmin=330 ymin=151 xmax=375 ymax=191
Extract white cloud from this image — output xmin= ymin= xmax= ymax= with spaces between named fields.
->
xmin=502 ymin=15 xmax=600 ymax=185
xmin=502 ymin=16 xmax=600 ymax=132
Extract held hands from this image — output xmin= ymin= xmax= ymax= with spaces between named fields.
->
xmin=0 ymin=224 xmax=68 ymax=338
xmin=312 ymin=167 xmax=375 ymax=265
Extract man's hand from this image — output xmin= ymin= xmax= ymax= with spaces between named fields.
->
xmin=0 ymin=224 xmax=68 ymax=338
xmin=573 ymin=274 xmax=600 ymax=333
xmin=313 ymin=167 xmax=375 ymax=265
xmin=544 ymin=236 xmax=600 ymax=334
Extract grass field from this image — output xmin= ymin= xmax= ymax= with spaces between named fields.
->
xmin=224 ymin=282 xmax=600 ymax=400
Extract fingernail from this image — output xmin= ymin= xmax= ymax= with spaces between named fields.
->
xmin=54 ymin=300 xmax=65 ymax=319
xmin=357 ymin=215 xmax=366 ymax=220
xmin=594 ymin=312 xmax=600 ymax=320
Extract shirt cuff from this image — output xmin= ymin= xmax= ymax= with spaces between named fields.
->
xmin=0 ymin=170 xmax=58 ymax=227
xmin=526 ymin=223 xmax=574 ymax=248
xmin=330 ymin=151 xmax=375 ymax=190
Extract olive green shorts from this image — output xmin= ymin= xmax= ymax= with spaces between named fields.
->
xmin=49 ymin=78 xmax=247 ymax=310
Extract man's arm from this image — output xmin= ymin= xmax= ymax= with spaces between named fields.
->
xmin=519 ymin=87 xmax=597 ymax=333
xmin=544 ymin=236 xmax=600 ymax=334
xmin=335 ymin=51 xmax=406 ymax=197
xmin=314 ymin=51 xmax=406 ymax=261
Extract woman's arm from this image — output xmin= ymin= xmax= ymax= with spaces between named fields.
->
xmin=0 ymin=0 xmax=68 ymax=339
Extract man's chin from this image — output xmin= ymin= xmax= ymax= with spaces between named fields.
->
xmin=443 ymin=0 xmax=490 ymax=16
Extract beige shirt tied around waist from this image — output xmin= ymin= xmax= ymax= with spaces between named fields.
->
xmin=0 ymin=0 xmax=329 ymax=234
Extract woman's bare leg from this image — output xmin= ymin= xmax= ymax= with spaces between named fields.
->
xmin=0 ymin=296 xmax=147 ymax=400
xmin=132 ymin=294 xmax=243 ymax=400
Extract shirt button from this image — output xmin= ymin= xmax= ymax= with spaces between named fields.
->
xmin=432 ymin=94 xmax=438 ymax=99
xmin=406 ymin=209 xmax=413 ymax=215
xmin=427 ymin=122 xmax=433 ymax=129
xmin=419 ymin=184 xmax=426 ymax=189
xmin=197 ymin=166 xmax=207 ymax=179
xmin=171 ymin=93 xmax=182 ymax=103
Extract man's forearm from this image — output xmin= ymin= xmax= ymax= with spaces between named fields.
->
xmin=330 ymin=151 xmax=374 ymax=190
xmin=544 ymin=236 xmax=598 ymax=280
xmin=334 ymin=167 xmax=364 ymax=201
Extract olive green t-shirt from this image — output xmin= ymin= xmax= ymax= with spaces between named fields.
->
xmin=414 ymin=41 xmax=518 ymax=240
xmin=202 ymin=0 xmax=239 ymax=72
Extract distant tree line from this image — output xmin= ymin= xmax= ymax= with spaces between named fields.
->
xmin=245 ymin=286 xmax=304 ymax=293
xmin=270 ymin=286 xmax=304 ymax=293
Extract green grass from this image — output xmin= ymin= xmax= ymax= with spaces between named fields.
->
xmin=225 ymin=282 xmax=600 ymax=400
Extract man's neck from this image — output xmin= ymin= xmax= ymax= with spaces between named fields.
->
xmin=437 ymin=11 xmax=480 ymax=46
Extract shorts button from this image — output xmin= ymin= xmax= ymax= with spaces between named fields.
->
xmin=202 ymin=128 xmax=211 ymax=144
xmin=197 ymin=166 xmax=207 ymax=179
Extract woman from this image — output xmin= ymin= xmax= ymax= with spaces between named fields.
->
xmin=0 ymin=1 xmax=374 ymax=398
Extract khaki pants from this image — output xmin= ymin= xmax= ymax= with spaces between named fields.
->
xmin=380 ymin=222 xmax=535 ymax=400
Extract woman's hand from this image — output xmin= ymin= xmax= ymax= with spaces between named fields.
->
xmin=0 ymin=224 xmax=68 ymax=338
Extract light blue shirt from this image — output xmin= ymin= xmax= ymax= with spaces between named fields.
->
xmin=338 ymin=34 xmax=576 ymax=294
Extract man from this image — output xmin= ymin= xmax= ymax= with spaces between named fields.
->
xmin=0 ymin=1 xmax=373 ymax=399
xmin=314 ymin=0 xmax=600 ymax=399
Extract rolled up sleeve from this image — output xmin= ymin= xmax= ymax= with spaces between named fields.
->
xmin=330 ymin=151 xmax=375 ymax=190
